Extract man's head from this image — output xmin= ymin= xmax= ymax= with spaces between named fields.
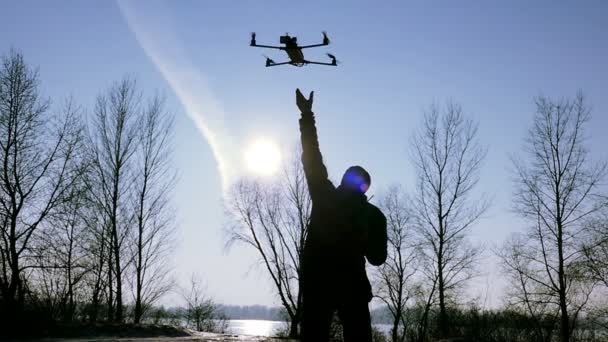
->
xmin=340 ymin=166 xmax=371 ymax=194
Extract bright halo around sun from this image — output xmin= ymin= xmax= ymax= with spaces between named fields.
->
xmin=244 ymin=139 xmax=282 ymax=176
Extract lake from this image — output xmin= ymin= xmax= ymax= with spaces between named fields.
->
xmin=226 ymin=319 xmax=286 ymax=336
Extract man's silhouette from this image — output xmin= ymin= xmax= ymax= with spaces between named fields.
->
xmin=296 ymin=89 xmax=388 ymax=342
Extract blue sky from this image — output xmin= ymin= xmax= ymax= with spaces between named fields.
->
xmin=1 ymin=1 xmax=607 ymax=307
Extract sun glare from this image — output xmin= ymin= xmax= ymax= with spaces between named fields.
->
xmin=244 ymin=139 xmax=282 ymax=176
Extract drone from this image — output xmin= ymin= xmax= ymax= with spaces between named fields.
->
xmin=250 ymin=32 xmax=338 ymax=67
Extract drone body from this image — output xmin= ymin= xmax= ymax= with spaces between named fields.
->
xmin=250 ymin=32 xmax=337 ymax=67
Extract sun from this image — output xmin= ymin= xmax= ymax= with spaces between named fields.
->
xmin=244 ymin=139 xmax=282 ymax=176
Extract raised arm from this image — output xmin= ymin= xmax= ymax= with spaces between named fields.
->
xmin=296 ymin=89 xmax=334 ymax=202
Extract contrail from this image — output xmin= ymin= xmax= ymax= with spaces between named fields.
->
xmin=117 ymin=0 xmax=237 ymax=190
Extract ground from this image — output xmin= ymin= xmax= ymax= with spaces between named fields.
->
xmin=7 ymin=324 xmax=295 ymax=342
xmin=41 ymin=332 xmax=296 ymax=342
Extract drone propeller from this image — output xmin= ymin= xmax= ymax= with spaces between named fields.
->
xmin=322 ymin=31 xmax=330 ymax=45
xmin=250 ymin=32 xmax=257 ymax=46
xmin=327 ymin=53 xmax=340 ymax=65
xmin=262 ymin=54 xmax=275 ymax=66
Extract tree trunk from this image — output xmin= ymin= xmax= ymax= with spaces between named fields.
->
xmin=7 ymin=225 xmax=22 ymax=320
xmin=3 ymin=226 xmax=22 ymax=333
xmin=90 ymin=230 xmax=106 ymax=323
xmin=134 ymin=295 xmax=142 ymax=324
xmin=134 ymin=189 xmax=145 ymax=324
xmin=107 ymin=242 xmax=114 ymax=322
xmin=417 ymin=282 xmax=436 ymax=342
xmin=113 ymin=232 xmax=123 ymax=322
xmin=392 ymin=311 xmax=400 ymax=342
xmin=438 ymin=235 xmax=447 ymax=338
xmin=66 ymin=235 xmax=74 ymax=323
xmin=110 ymin=173 xmax=123 ymax=323
xmin=7 ymin=217 xmax=21 ymax=312
xmin=557 ymin=222 xmax=570 ymax=342
xmin=418 ymin=303 xmax=431 ymax=342
xmin=289 ymin=315 xmax=299 ymax=338
xmin=134 ymin=259 xmax=143 ymax=324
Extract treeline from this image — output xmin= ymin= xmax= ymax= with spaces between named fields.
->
xmin=224 ymin=92 xmax=608 ymax=341
xmin=150 ymin=304 xmax=284 ymax=322
xmin=369 ymin=306 xmax=606 ymax=342
xmin=217 ymin=304 xmax=284 ymax=321
xmin=0 ymin=49 xmax=178 ymax=335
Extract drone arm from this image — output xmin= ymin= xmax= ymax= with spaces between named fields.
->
xmin=251 ymin=43 xmax=284 ymax=50
xmin=265 ymin=61 xmax=292 ymax=67
xmin=301 ymin=32 xmax=330 ymax=48
xmin=303 ymin=61 xmax=337 ymax=66
xmin=299 ymin=43 xmax=327 ymax=49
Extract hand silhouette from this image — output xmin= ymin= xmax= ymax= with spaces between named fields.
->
xmin=296 ymin=88 xmax=314 ymax=113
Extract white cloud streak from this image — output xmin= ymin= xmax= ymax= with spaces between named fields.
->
xmin=117 ymin=0 xmax=238 ymax=189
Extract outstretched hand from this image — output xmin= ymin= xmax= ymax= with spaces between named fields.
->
xmin=296 ymin=88 xmax=314 ymax=113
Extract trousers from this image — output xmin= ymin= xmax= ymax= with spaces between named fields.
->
xmin=300 ymin=294 xmax=372 ymax=342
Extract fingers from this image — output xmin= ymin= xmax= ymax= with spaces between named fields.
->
xmin=296 ymin=88 xmax=313 ymax=104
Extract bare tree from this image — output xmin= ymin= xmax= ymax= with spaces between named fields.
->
xmin=572 ymin=211 xmax=608 ymax=332
xmin=88 ymin=78 xmax=140 ymax=322
xmin=374 ymin=185 xmax=418 ymax=342
xmin=0 ymin=50 xmax=85 ymax=324
xmin=499 ymin=235 xmax=559 ymax=342
xmin=31 ymin=164 xmax=91 ymax=322
xmin=583 ymin=212 xmax=608 ymax=291
xmin=582 ymin=214 xmax=608 ymax=331
xmin=130 ymin=95 xmax=176 ymax=323
xmin=504 ymin=93 xmax=606 ymax=342
xmin=410 ymin=101 xmax=488 ymax=337
xmin=225 ymin=148 xmax=310 ymax=338
xmin=411 ymin=274 xmax=438 ymax=342
xmin=181 ymin=274 xmax=227 ymax=333
xmin=82 ymin=206 xmax=109 ymax=322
